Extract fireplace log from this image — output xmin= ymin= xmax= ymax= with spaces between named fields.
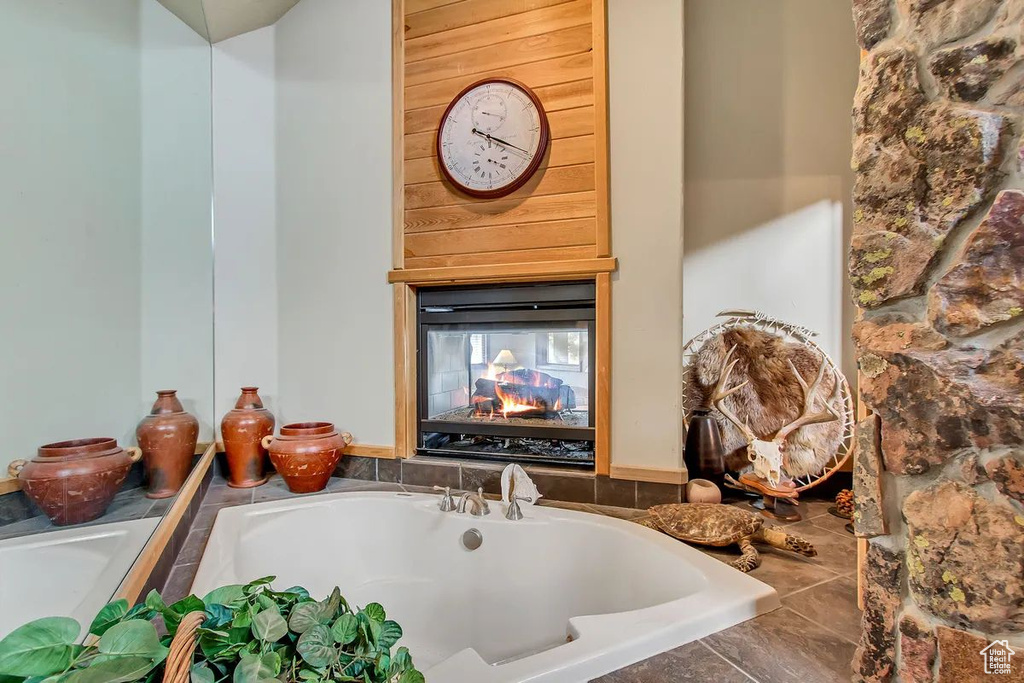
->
xmin=472 ymin=371 xmax=577 ymax=415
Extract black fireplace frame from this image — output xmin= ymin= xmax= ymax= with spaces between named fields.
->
xmin=416 ymin=282 xmax=596 ymax=461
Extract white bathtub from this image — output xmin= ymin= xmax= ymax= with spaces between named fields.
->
xmin=0 ymin=517 xmax=159 ymax=639
xmin=192 ymin=492 xmax=778 ymax=683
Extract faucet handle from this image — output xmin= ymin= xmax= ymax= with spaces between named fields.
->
xmin=475 ymin=487 xmax=491 ymax=516
xmin=433 ymin=486 xmax=456 ymax=512
xmin=505 ymin=494 xmax=530 ymax=521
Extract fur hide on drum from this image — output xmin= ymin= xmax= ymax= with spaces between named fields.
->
xmin=683 ymin=327 xmax=843 ymax=479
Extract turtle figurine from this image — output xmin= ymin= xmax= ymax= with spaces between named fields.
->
xmin=637 ymin=503 xmax=817 ymax=572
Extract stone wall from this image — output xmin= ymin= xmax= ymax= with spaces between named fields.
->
xmin=850 ymin=0 xmax=1024 ymax=680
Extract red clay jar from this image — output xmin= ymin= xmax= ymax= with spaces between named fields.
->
xmin=8 ymin=438 xmax=142 ymax=526
xmin=137 ymin=390 xmax=200 ymax=499
xmin=261 ymin=422 xmax=352 ymax=493
xmin=220 ymin=387 xmax=275 ymax=488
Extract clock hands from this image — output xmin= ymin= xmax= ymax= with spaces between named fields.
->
xmin=471 ymin=127 xmax=530 ymax=155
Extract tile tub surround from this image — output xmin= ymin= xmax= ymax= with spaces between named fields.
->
xmin=335 ymin=455 xmax=689 ymax=508
xmin=0 ymin=484 xmax=173 ymax=541
xmin=163 ymin=474 xmax=858 ymax=682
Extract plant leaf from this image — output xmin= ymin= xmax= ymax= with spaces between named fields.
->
xmin=287 ymin=602 xmax=331 ymax=635
xmin=356 ymin=614 xmax=380 ymax=648
xmin=144 ymin=591 xmax=167 ymax=614
xmin=97 ymin=621 xmax=168 ymax=664
xmin=242 ymin=576 xmax=275 ymax=595
xmin=362 ymin=603 xmax=385 ymax=624
xmin=329 ymin=614 xmax=358 ymax=646
xmin=398 ymin=670 xmax=425 ymax=683
xmin=202 ymin=585 xmax=245 ymax=607
xmin=378 ymin=621 xmax=403 ymax=650
xmin=324 ymin=588 xmax=342 ymax=620
xmin=88 ymin=600 xmax=129 ymax=637
xmin=123 ymin=604 xmax=157 ymax=623
xmin=203 ymin=604 xmax=234 ymax=629
xmin=164 ymin=595 xmax=206 ymax=636
xmin=0 ymin=617 xmax=80 ymax=676
xmin=277 ymin=587 xmax=310 ymax=602
xmin=64 ymin=656 xmax=157 ymax=683
xmin=232 ymin=652 xmax=280 ymax=683
xmin=190 ymin=662 xmax=216 ymax=683
xmin=391 ymin=646 xmax=413 ymax=673
xmin=295 ymin=625 xmax=335 ymax=669
xmin=251 ymin=609 xmax=287 ymax=643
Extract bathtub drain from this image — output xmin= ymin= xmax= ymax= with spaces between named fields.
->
xmin=462 ymin=528 xmax=483 ymax=551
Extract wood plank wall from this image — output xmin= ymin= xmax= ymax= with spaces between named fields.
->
xmin=398 ymin=0 xmax=608 ymax=270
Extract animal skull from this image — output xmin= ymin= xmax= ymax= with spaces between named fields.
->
xmin=710 ymin=344 xmax=841 ymax=489
xmin=746 ymin=439 xmax=785 ymax=488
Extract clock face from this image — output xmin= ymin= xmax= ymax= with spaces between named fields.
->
xmin=436 ymin=79 xmax=550 ymax=199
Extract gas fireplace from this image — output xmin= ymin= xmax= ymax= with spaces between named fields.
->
xmin=417 ymin=282 xmax=595 ymax=465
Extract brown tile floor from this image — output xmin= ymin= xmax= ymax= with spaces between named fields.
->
xmin=163 ymin=474 xmax=860 ymax=682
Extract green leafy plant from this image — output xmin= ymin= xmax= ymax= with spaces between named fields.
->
xmin=0 ymin=577 xmax=424 ymax=683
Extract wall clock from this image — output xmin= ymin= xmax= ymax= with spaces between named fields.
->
xmin=436 ymin=78 xmax=550 ymax=199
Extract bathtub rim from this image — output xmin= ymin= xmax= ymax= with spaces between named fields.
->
xmin=191 ymin=490 xmax=780 ymax=683
xmin=0 ymin=516 xmax=160 ymax=641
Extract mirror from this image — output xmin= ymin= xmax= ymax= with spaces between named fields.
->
xmin=0 ymin=0 xmax=212 ymax=634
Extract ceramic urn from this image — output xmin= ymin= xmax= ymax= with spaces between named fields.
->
xmin=137 ymin=390 xmax=200 ymax=499
xmin=220 ymin=387 xmax=275 ymax=488
xmin=262 ymin=422 xmax=352 ymax=493
xmin=9 ymin=438 xmax=142 ymax=525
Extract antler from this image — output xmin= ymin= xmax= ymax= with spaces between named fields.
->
xmin=773 ymin=355 xmax=842 ymax=443
xmin=710 ymin=345 xmax=757 ymax=443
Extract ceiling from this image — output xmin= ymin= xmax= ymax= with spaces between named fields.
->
xmin=157 ymin=0 xmax=301 ymax=44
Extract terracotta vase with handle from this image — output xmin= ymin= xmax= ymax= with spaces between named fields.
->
xmin=137 ymin=390 xmax=200 ymax=499
xmin=8 ymin=437 xmax=142 ymax=525
xmin=262 ymin=422 xmax=352 ymax=493
xmin=220 ymin=387 xmax=275 ymax=488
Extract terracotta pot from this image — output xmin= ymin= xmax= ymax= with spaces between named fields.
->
xmin=220 ymin=387 xmax=275 ymax=488
xmin=686 ymin=478 xmax=723 ymax=504
xmin=8 ymin=438 xmax=142 ymax=526
xmin=137 ymin=390 xmax=200 ymax=499
xmin=262 ymin=422 xmax=352 ymax=493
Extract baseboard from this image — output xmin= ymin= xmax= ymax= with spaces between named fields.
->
xmin=610 ymin=464 xmax=688 ymax=485
xmin=344 ymin=444 xmax=397 ymax=459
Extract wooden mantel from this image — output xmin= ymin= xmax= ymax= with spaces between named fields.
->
xmin=391 ymin=0 xmax=614 ymax=474
xmin=387 ymin=257 xmax=616 ymax=285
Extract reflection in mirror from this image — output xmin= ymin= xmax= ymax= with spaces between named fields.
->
xmin=0 ymin=0 xmax=212 ymax=636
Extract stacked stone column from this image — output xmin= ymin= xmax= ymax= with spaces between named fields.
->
xmin=850 ymin=0 xmax=1024 ymax=680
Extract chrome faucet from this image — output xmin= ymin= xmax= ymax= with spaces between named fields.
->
xmin=433 ymin=485 xmax=456 ymax=512
xmin=505 ymin=495 xmax=530 ymax=521
xmin=457 ymin=487 xmax=491 ymax=516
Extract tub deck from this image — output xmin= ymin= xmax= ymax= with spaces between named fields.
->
xmin=165 ymin=473 xmax=859 ymax=683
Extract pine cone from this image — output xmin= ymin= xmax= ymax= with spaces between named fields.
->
xmin=835 ymin=489 xmax=855 ymax=518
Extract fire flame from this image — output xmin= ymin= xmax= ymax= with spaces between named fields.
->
xmin=474 ymin=364 xmax=562 ymax=418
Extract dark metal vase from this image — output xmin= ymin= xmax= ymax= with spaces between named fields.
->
xmin=684 ymin=409 xmax=726 ymax=484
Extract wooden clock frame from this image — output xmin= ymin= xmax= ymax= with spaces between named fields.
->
xmin=434 ymin=77 xmax=550 ymax=199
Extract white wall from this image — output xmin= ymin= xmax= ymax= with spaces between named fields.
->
xmin=0 ymin=1 xmax=143 ymax=455
xmin=683 ymin=0 xmax=859 ymax=378
xmin=274 ymin=0 xmax=394 ymax=444
xmin=607 ymin=0 xmax=686 ymax=470
xmin=140 ymin=0 xmax=215 ymax=438
xmin=0 ymin=0 xmax=215 ymax=457
xmin=212 ymin=26 xmax=279 ymax=426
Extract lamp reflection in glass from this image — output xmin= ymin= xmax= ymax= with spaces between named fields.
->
xmin=492 ymin=349 xmax=517 ymax=374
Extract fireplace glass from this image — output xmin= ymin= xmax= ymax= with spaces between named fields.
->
xmin=418 ymin=283 xmax=595 ymax=465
